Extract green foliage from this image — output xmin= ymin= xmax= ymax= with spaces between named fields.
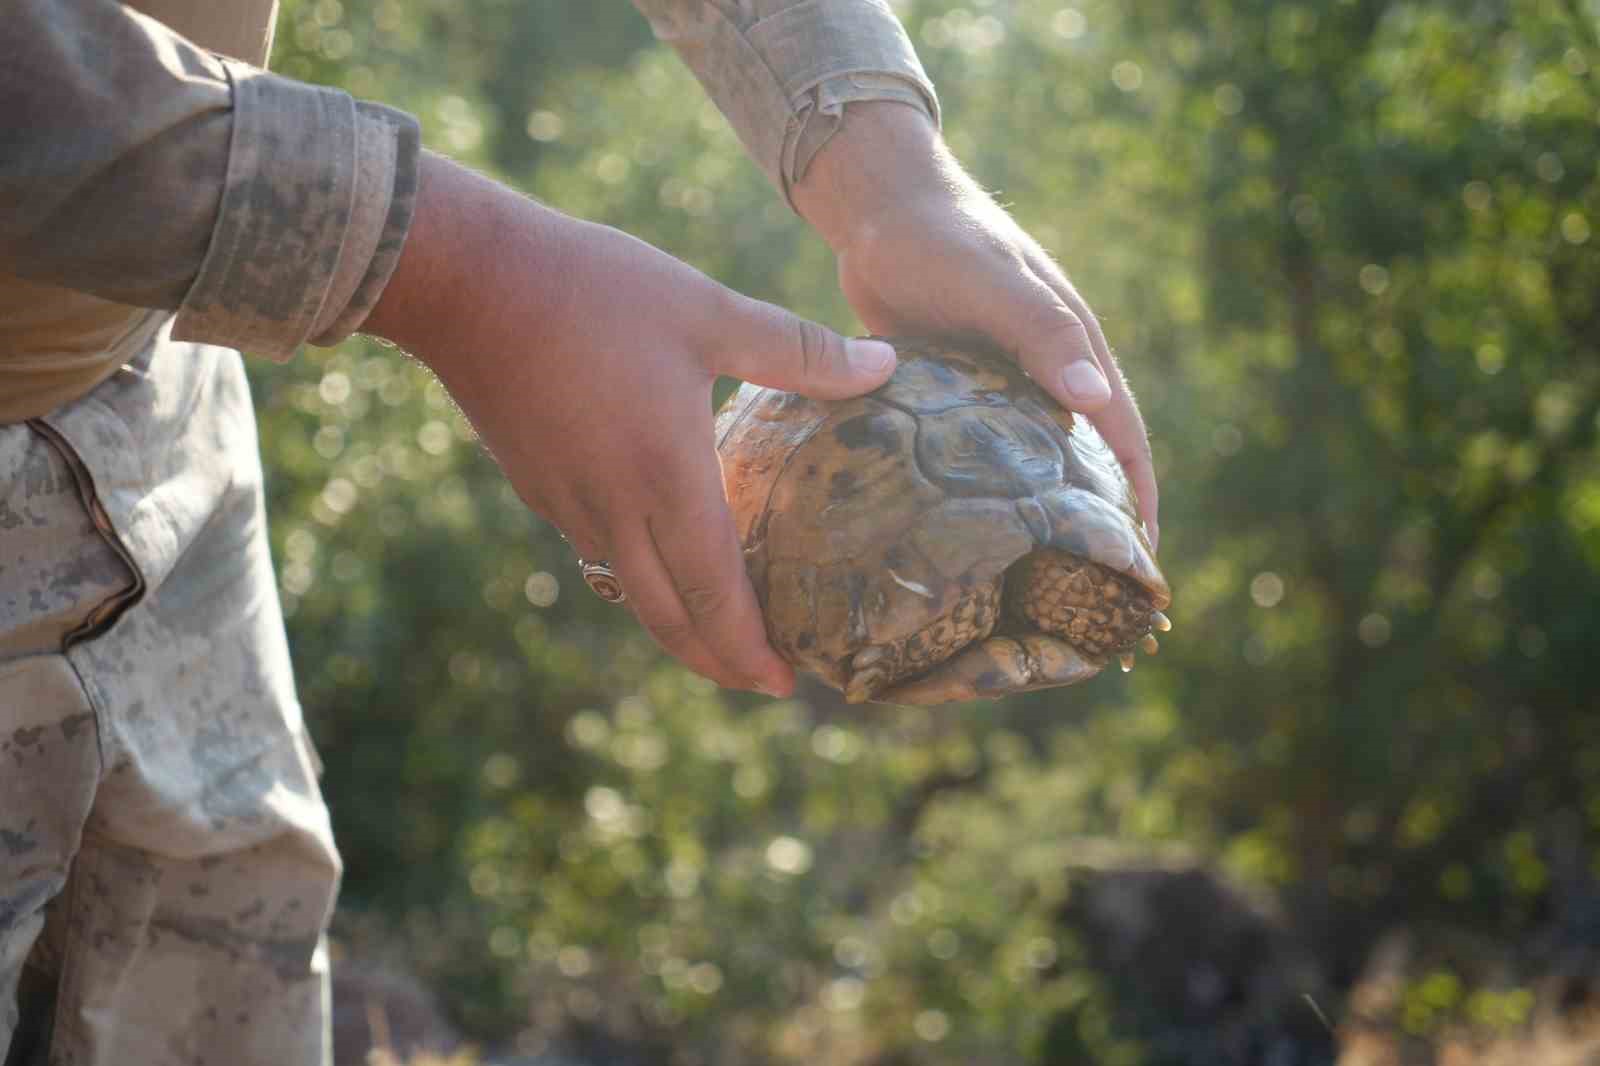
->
xmin=258 ymin=0 xmax=1600 ymax=1060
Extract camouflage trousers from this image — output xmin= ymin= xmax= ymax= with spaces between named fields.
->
xmin=0 ymin=322 xmax=339 ymax=1065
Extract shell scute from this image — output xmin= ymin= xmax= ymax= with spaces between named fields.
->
xmin=873 ymin=342 xmax=1020 ymax=414
xmin=716 ymin=384 xmax=832 ymax=545
xmin=764 ymin=401 xmax=941 ymax=564
xmin=910 ymin=403 xmax=1068 ymax=500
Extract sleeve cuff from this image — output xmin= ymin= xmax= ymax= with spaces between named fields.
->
xmin=171 ymin=61 xmax=420 ymax=361
xmin=644 ymin=0 xmax=939 ymax=208
xmin=745 ymin=0 xmax=941 ymax=203
xmin=784 ymin=72 xmax=937 ymax=201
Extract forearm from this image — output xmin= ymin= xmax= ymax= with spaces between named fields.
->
xmin=788 ymin=100 xmax=959 ymax=253
xmin=363 ymin=153 xmax=510 ymax=362
xmin=362 ymin=151 xmax=624 ymax=386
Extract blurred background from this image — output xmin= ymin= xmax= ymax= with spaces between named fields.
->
xmin=254 ymin=1 xmax=1600 ymax=1063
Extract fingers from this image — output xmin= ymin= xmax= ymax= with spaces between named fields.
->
xmin=601 ymin=449 xmax=795 ymax=697
xmin=707 ymin=292 xmax=897 ymax=399
xmin=1021 ymin=251 xmax=1160 ymax=548
xmin=608 ymin=528 xmax=753 ymax=690
xmin=984 ymin=265 xmax=1114 ymax=410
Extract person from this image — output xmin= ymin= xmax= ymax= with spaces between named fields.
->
xmin=0 ymin=0 xmax=1158 ymax=1061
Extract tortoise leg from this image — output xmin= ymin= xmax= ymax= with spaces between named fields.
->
xmin=871 ymin=633 xmax=1101 ymax=705
xmin=844 ymin=580 xmax=1001 ymax=703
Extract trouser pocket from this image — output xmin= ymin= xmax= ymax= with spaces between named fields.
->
xmin=0 ymin=421 xmax=144 ymax=660
xmin=26 ymin=420 xmax=145 ymax=648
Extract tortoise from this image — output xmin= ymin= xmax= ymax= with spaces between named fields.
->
xmin=714 ymin=337 xmax=1172 ymax=705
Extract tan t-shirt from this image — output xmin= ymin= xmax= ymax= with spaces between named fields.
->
xmin=0 ymin=0 xmax=937 ymax=423
xmin=1 ymin=0 xmax=273 ymax=420
xmin=0 ymin=0 xmax=415 ymax=421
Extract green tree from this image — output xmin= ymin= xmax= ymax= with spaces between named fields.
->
xmin=257 ymin=0 xmax=1600 ymax=1060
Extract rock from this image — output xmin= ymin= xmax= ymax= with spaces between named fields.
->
xmin=331 ymin=945 xmax=464 ymax=1066
xmin=1059 ymin=853 xmax=1336 ymax=1065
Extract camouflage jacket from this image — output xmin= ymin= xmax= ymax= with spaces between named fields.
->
xmin=0 ymin=0 xmax=937 ymax=422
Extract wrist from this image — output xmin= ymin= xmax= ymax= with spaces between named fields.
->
xmin=363 ymin=153 xmax=561 ymax=372
xmin=790 ymin=101 xmax=956 ymax=254
xmin=362 ymin=151 xmax=456 ymax=352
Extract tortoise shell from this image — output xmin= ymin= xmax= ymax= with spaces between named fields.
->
xmin=715 ymin=338 xmax=1171 ymax=705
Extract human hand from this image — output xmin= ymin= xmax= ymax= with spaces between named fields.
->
xmin=791 ymin=103 xmax=1159 ymax=549
xmin=363 ymin=153 xmax=897 ymax=695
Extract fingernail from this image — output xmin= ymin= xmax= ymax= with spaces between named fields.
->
xmin=1061 ymin=361 xmax=1111 ymax=406
xmin=847 ymin=339 xmax=896 ymax=375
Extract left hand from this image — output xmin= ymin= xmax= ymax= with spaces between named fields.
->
xmin=791 ymin=102 xmax=1160 ymax=549
xmin=364 ymin=153 xmax=898 ymax=696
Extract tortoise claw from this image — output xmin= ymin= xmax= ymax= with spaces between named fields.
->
xmin=872 ymin=634 xmax=1101 ymax=705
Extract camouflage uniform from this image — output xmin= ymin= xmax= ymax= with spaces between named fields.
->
xmin=1 ymin=0 xmax=937 ymax=1061
xmin=0 ymin=325 xmax=339 ymax=1065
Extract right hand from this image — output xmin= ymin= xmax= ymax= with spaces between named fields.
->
xmin=791 ymin=103 xmax=1160 ymax=549
xmin=362 ymin=153 xmax=898 ymax=696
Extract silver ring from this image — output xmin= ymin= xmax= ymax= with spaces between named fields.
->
xmin=579 ymin=559 xmax=626 ymax=604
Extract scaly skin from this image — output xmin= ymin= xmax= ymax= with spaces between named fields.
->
xmin=842 ymin=551 xmax=1158 ymax=702
xmin=845 ymin=580 xmax=1002 ymax=703
xmin=1005 ymin=550 xmax=1157 ymax=659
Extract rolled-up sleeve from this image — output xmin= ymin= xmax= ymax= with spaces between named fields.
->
xmin=629 ymin=0 xmax=940 ymax=204
xmin=0 ymin=0 xmax=419 ymax=360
